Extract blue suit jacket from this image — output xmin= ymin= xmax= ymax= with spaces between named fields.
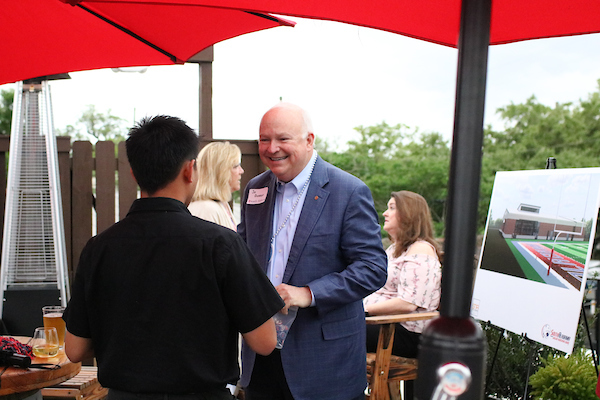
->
xmin=238 ymin=156 xmax=387 ymax=400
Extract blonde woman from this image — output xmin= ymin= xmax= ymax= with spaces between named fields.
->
xmin=363 ymin=191 xmax=442 ymax=358
xmin=188 ymin=141 xmax=244 ymax=231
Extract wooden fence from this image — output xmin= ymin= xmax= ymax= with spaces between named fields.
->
xmin=0 ymin=136 xmax=263 ymax=285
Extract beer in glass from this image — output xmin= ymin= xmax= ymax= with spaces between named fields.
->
xmin=42 ymin=306 xmax=66 ymax=349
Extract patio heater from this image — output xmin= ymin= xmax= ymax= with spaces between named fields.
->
xmin=0 ymin=78 xmax=69 ymax=335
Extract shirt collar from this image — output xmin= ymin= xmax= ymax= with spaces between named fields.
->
xmin=127 ymin=197 xmax=191 ymax=216
xmin=277 ymin=150 xmax=318 ymax=192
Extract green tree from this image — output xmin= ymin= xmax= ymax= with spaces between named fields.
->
xmin=319 ymin=122 xmax=451 ymax=237
xmin=0 ymin=89 xmax=14 ymax=135
xmin=58 ymin=105 xmax=127 ymax=143
xmin=480 ymin=80 xmax=600 ymax=233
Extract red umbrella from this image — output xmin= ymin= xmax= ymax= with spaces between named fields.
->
xmin=117 ymin=0 xmax=600 ymax=47
xmin=1 ymin=0 xmax=294 ymax=86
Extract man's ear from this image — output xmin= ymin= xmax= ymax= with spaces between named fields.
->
xmin=182 ymin=159 xmax=196 ymax=183
xmin=306 ymin=132 xmax=315 ymax=149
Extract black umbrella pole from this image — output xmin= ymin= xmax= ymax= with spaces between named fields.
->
xmin=416 ymin=0 xmax=491 ymax=398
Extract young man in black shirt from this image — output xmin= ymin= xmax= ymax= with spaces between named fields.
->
xmin=64 ymin=115 xmax=284 ymax=400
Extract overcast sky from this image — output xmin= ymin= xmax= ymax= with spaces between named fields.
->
xmin=489 ymin=169 xmax=600 ymax=224
xmin=3 ymin=17 xmax=600 ymax=149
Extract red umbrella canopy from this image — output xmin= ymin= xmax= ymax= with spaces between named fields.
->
xmin=1 ymin=0 xmax=294 ymax=86
xmin=132 ymin=0 xmax=600 ymax=47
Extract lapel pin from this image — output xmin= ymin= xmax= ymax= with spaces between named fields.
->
xmin=314 ymin=196 xmax=319 ymax=200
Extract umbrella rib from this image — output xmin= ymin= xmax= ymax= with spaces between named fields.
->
xmin=244 ymin=10 xmax=282 ymax=23
xmin=76 ymin=4 xmax=180 ymax=63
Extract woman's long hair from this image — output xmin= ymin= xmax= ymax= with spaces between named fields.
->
xmin=390 ymin=191 xmax=442 ymax=260
xmin=192 ymin=141 xmax=241 ymax=203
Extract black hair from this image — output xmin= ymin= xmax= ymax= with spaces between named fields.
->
xmin=126 ymin=115 xmax=199 ymax=195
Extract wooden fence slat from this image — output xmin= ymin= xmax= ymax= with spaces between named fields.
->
xmin=71 ymin=141 xmax=93 ymax=273
xmin=95 ymin=141 xmax=116 ymax=234
xmin=117 ymin=141 xmax=137 ymax=220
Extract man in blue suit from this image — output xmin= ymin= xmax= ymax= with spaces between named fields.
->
xmin=238 ymin=103 xmax=387 ymax=400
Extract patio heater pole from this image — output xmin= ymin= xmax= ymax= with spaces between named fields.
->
xmin=416 ymin=0 xmax=491 ymax=398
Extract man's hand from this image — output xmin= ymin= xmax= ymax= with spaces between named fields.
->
xmin=276 ymin=284 xmax=312 ymax=314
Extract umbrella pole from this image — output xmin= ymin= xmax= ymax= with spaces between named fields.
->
xmin=416 ymin=0 xmax=491 ymax=398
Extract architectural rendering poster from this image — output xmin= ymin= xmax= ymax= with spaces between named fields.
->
xmin=471 ymin=168 xmax=600 ymax=353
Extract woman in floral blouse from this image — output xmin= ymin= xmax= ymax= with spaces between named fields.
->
xmin=363 ymin=190 xmax=442 ymax=358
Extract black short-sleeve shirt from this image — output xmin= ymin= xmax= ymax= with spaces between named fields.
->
xmin=64 ymin=197 xmax=283 ymax=394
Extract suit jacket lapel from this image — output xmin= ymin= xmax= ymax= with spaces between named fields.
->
xmin=250 ymin=174 xmax=277 ymax=272
xmin=283 ymin=157 xmax=329 ymax=283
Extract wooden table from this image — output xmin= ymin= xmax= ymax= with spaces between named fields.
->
xmin=365 ymin=311 xmax=440 ymax=326
xmin=0 ymin=337 xmax=81 ymax=399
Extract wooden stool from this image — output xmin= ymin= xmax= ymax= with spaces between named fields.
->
xmin=365 ymin=312 xmax=439 ymax=400
xmin=367 ymin=353 xmax=418 ymax=400
xmin=41 ymin=366 xmax=107 ymax=400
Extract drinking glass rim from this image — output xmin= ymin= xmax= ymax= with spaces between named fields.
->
xmin=42 ymin=305 xmax=65 ymax=311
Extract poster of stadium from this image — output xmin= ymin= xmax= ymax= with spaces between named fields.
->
xmin=471 ymin=168 xmax=600 ymax=353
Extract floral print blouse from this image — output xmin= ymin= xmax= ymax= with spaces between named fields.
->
xmin=363 ymin=241 xmax=442 ymax=333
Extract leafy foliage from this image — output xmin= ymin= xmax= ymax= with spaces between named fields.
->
xmin=480 ymin=80 xmax=600 ymax=230
xmin=56 ymin=105 xmax=127 ymax=143
xmin=529 ymin=349 xmax=597 ymax=400
xmin=483 ymin=308 xmax=597 ymax=400
xmin=318 ymin=122 xmax=451 ymax=237
xmin=0 ymin=89 xmax=14 ymax=135
xmin=320 ymin=78 xmax=600 ymax=238
xmin=483 ymin=323 xmax=561 ymax=400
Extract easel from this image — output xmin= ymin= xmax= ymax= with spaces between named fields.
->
xmin=485 ymin=305 xmax=599 ymax=398
xmin=484 ymin=157 xmax=600 ymax=398
xmin=483 ymin=323 xmax=540 ymax=399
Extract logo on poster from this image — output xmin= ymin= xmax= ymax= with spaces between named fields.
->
xmin=541 ymin=324 xmax=571 ymax=344
xmin=541 ymin=324 xmax=551 ymax=338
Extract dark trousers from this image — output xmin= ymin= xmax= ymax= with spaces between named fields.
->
xmin=245 ymin=350 xmax=293 ymax=400
xmin=245 ymin=350 xmax=364 ymax=400
xmin=108 ymin=388 xmax=234 ymax=400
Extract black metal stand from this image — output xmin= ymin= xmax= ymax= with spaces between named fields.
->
xmin=581 ymin=305 xmax=599 ymax=375
xmin=522 ymin=335 xmax=538 ymax=399
xmin=596 ymin=277 xmax=600 ymax=365
xmin=484 ymin=323 xmax=505 ymax=390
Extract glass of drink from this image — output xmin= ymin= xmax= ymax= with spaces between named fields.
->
xmin=273 ymin=306 xmax=298 ymax=349
xmin=32 ymin=327 xmax=59 ymax=358
xmin=42 ymin=306 xmax=66 ymax=349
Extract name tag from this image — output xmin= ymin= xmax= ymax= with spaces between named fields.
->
xmin=247 ymin=187 xmax=269 ymax=204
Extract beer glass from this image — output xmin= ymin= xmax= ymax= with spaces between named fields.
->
xmin=32 ymin=327 xmax=59 ymax=358
xmin=42 ymin=306 xmax=66 ymax=349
